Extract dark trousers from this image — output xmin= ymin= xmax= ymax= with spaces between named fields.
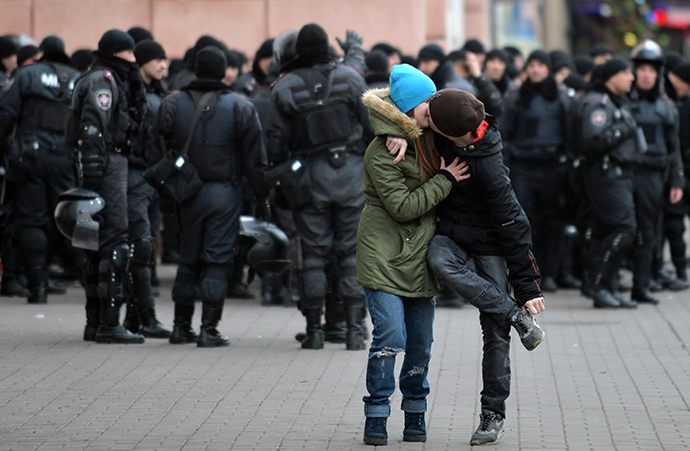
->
xmin=631 ymin=171 xmax=664 ymax=290
xmin=582 ymin=163 xmax=636 ymax=290
xmin=509 ymin=160 xmax=565 ymax=279
xmin=427 ymin=234 xmax=516 ymax=418
xmin=14 ymin=149 xmax=77 ymax=270
xmin=292 ymin=156 xmax=365 ymax=311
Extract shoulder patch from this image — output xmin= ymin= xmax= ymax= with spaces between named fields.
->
xmin=96 ymin=90 xmax=112 ymax=111
xmin=590 ymin=109 xmax=607 ymax=126
xmin=103 ymin=69 xmax=113 ymax=80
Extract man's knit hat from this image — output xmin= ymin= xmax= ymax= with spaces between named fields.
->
xmin=98 ymin=29 xmax=135 ymax=55
xmin=0 ymin=36 xmax=18 ymax=59
xmin=418 ymin=43 xmax=445 ymax=62
xmin=17 ymin=45 xmax=40 ymax=67
xmin=39 ymin=36 xmax=65 ymax=54
xmin=671 ymin=62 xmax=690 ymax=86
xmin=597 ymin=57 xmax=629 ymax=82
xmin=525 ymin=49 xmax=551 ymax=71
xmin=134 ymin=39 xmax=166 ymax=66
xmin=429 ymin=89 xmax=485 ymax=138
xmin=296 ymin=23 xmax=329 ymax=60
xmin=389 ymin=63 xmax=436 ymax=113
xmin=127 ymin=26 xmax=154 ymax=44
xmin=195 ymin=46 xmax=226 ymax=80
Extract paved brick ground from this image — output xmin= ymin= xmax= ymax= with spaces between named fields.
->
xmin=1 ymin=265 xmax=689 ymax=450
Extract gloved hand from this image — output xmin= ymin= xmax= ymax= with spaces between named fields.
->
xmin=256 ymin=197 xmax=272 ymax=221
xmin=336 ymin=30 xmax=363 ymax=54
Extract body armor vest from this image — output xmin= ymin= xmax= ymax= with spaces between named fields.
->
xmin=171 ymin=91 xmax=239 ymax=183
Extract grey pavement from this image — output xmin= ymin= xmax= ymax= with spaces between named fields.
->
xmin=1 ymin=265 xmax=689 ymax=450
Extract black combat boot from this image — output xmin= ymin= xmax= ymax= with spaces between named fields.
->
xmin=169 ymin=304 xmax=199 ymax=344
xmin=26 ymin=265 xmax=48 ymax=304
xmin=95 ymin=298 xmax=145 ymax=344
xmin=346 ymin=301 xmax=366 ymax=351
xmin=83 ymin=297 xmax=100 ymax=342
xmin=197 ymin=302 xmax=230 ymax=347
xmin=301 ymin=308 xmax=324 ymax=349
xmin=122 ymin=300 xmax=141 ymax=334
xmin=140 ymin=308 xmax=172 ymax=338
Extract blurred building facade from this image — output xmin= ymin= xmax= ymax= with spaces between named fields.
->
xmin=1 ymin=0 xmax=687 ymax=62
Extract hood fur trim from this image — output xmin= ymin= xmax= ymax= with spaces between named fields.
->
xmin=362 ymin=87 xmax=423 ymax=140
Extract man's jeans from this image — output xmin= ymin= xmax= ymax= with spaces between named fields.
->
xmin=362 ymin=288 xmax=435 ymax=418
xmin=427 ymin=234 xmax=516 ymax=418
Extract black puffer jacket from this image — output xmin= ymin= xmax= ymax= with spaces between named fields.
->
xmin=434 ymin=117 xmax=542 ymax=304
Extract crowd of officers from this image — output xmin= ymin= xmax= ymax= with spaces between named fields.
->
xmin=0 ymin=24 xmax=688 ymax=348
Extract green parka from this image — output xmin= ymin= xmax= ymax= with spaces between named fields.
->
xmin=356 ymin=88 xmax=454 ymax=298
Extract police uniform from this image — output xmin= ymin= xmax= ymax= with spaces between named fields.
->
xmin=265 ymin=24 xmax=373 ymax=350
xmin=572 ymin=59 xmax=639 ymax=308
xmin=0 ymin=48 xmax=80 ymax=303
xmin=157 ymin=47 xmax=268 ymax=347
xmin=500 ymin=76 xmax=571 ymax=291
xmin=121 ymin=40 xmax=171 ymax=338
xmin=67 ymin=30 xmax=147 ymax=343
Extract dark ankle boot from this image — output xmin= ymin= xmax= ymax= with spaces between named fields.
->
xmin=140 ymin=308 xmax=172 ymax=339
xmin=301 ymin=308 xmax=324 ymax=349
xmin=197 ymin=303 xmax=230 ymax=348
xmin=122 ymin=300 xmax=141 ymax=334
xmin=346 ymin=302 xmax=365 ymax=351
xmin=169 ymin=304 xmax=198 ymax=344
xmin=83 ymin=298 xmax=100 ymax=342
xmin=95 ymin=298 xmax=144 ymax=344
xmin=403 ymin=412 xmax=427 ymax=442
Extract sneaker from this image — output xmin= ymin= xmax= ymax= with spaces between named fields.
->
xmin=510 ymin=309 xmax=545 ymax=351
xmin=470 ymin=411 xmax=505 ymax=446
xmin=403 ymin=412 xmax=426 ymax=442
xmin=363 ymin=417 xmax=388 ymax=446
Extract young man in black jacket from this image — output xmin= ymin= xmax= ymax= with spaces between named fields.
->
xmin=387 ymin=88 xmax=545 ymax=446
xmin=425 ymin=89 xmax=545 ymax=446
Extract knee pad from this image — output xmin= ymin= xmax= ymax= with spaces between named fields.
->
xmin=336 ymin=254 xmax=363 ymax=300
xmin=172 ymin=264 xmax=200 ymax=305
xmin=130 ymin=239 xmax=155 ymax=267
xmin=200 ymin=264 xmax=230 ymax=304
xmin=104 ymin=242 xmax=130 ymax=273
xmin=299 ymin=256 xmax=328 ymax=300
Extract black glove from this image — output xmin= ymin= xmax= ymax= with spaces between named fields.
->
xmin=336 ymin=30 xmax=363 ymax=54
xmin=256 ymin=198 xmax=272 ymax=221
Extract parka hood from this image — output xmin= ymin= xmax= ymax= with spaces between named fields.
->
xmin=362 ymin=87 xmax=423 ymax=141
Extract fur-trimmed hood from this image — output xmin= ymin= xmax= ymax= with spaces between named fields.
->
xmin=362 ymin=87 xmax=423 ymax=140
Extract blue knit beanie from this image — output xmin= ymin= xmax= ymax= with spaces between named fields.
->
xmin=389 ymin=63 xmax=437 ymax=113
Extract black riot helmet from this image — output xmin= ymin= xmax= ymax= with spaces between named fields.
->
xmin=54 ymin=188 xmax=104 ymax=251
xmin=631 ymin=40 xmax=665 ymax=68
xmin=240 ymin=216 xmax=292 ymax=274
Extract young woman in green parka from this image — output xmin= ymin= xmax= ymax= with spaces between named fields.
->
xmin=356 ymin=64 xmax=470 ymax=446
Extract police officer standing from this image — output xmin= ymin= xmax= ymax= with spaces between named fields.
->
xmin=0 ymin=36 xmax=79 ymax=304
xmin=157 ymin=47 xmax=268 ymax=347
xmin=121 ymin=39 xmax=171 ymax=338
xmin=266 ymin=23 xmax=373 ymax=350
xmin=67 ymin=29 xmax=147 ymax=343
xmin=572 ymin=58 xmax=639 ymax=308
xmin=627 ymin=40 xmax=685 ymax=305
xmin=500 ymin=50 xmax=571 ymax=292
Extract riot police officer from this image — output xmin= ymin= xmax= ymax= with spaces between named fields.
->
xmin=265 ymin=23 xmax=374 ymax=350
xmin=121 ymin=39 xmax=171 ymax=338
xmin=500 ymin=50 xmax=571 ymax=292
xmin=0 ymin=35 xmax=80 ymax=304
xmin=571 ymin=58 xmax=638 ymax=309
xmin=66 ymin=29 xmax=147 ymax=343
xmin=627 ymin=40 xmax=685 ymax=304
xmin=157 ymin=47 xmax=268 ymax=347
